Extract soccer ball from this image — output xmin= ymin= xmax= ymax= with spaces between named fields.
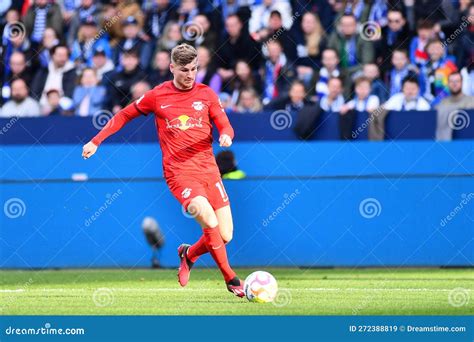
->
xmin=244 ymin=271 xmax=278 ymax=303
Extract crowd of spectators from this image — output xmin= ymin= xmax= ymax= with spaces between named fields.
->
xmin=0 ymin=0 xmax=473 ymax=140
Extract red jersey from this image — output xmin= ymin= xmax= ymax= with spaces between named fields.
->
xmin=91 ymin=81 xmax=234 ymax=179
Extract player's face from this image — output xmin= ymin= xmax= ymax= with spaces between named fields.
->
xmin=171 ymin=58 xmax=198 ymax=90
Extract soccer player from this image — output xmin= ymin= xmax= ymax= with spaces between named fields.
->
xmin=82 ymin=43 xmax=245 ymax=297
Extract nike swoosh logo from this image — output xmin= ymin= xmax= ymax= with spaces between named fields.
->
xmin=161 ymin=104 xmax=171 ymax=109
xmin=212 ymin=245 xmax=222 ymax=250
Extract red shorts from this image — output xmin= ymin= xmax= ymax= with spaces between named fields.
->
xmin=166 ymin=173 xmax=230 ymax=211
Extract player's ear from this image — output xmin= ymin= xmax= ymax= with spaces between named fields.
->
xmin=169 ymin=63 xmax=174 ymax=74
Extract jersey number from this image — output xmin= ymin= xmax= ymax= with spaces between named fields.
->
xmin=215 ymin=181 xmax=229 ymax=202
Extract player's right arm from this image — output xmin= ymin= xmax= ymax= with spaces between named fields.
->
xmin=82 ymin=90 xmax=155 ymax=159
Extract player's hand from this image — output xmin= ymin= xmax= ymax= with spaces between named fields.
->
xmin=219 ymin=134 xmax=232 ymax=147
xmin=82 ymin=141 xmax=98 ymax=159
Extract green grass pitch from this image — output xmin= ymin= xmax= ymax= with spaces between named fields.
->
xmin=0 ymin=268 xmax=472 ymax=315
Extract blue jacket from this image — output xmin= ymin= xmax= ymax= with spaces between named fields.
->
xmin=73 ymin=85 xmax=106 ymax=116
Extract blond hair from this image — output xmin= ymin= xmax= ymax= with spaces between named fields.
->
xmin=171 ymin=43 xmax=198 ymax=66
xmin=303 ymin=12 xmax=325 ymax=56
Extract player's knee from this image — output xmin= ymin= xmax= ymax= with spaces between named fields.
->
xmin=221 ymin=231 xmax=233 ymax=244
xmin=188 ymin=196 xmax=217 ymax=227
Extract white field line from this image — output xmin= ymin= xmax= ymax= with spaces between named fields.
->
xmin=0 ymin=287 xmax=469 ymax=293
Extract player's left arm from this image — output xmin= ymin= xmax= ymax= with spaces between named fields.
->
xmin=208 ymin=89 xmax=234 ymax=147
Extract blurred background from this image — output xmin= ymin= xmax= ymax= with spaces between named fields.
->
xmin=0 ymin=0 xmax=473 ymax=269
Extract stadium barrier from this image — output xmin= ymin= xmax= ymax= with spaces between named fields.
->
xmin=1 ymin=141 xmax=472 ymax=268
xmin=0 ymin=110 xmax=473 ymax=144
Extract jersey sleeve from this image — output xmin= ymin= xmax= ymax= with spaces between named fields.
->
xmin=134 ymin=88 xmax=156 ymax=115
xmin=208 ymin=88 xmax=234 ymax=139
xmin=91 ymin=102 xmax=142 ymax=146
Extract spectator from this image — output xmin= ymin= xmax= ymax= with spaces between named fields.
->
xmin=261 ymin=39 xmax=295 ymax=105
xmin=38 ymin=27 xmax=60 ymax=68
xmin=387 ymin=49 xmax=418 ymax=97
xmin=42 ymin=89 xmax=63 ymax=116
xmin=314 ymin=48 xmax=343 ymax=100
xmin=70 ymin=17 xmax=112 ymax=69
xmin=1 ymin=8 xmax=20 ymax=46
xmin=131 ymin=81 xmax=151 ymax=101
xmin=105 ymin=48 xmax=146 ymax=113
xmin=320 ymin=76 xmax=344 ymax=113
xmin=148 ymin=50 xmax=173 ymax=86
xmin=0 ymin=78 xmax=41 ymax=117
xmin=259 ymin=10 xmax=297 ymax=62
xmin=236 ymin=87 xmax=263 ymax=113
xmin=195 ymin=46 xmax=221 ymax=93
xmin=327 ymin=14 xmax=374 ymax=76
xmin=294 ymin=12 xmax=326 ymax=85
xmin=362 ymin=63 xmax=389 ymax=103
xmin=341 ymin=77 xmax=380 ymax=114
xmin=31 ymin=45 xmax=76 ymax=106
xmin=187 ymin=14 xmax=218 ymax=52
xmin=177 ymin=0 xmax=200 ymax=26
xmin=461 ymin=64 xmax=473 ymax=96
xmin=1 ymin=52 xmax=32 ymax=105
xmin=337 ymin=0 xmax=371 ymax=23
xmin=157 ymin=21 xmax=183 ymax=51
xmin=384 ymin=76 xmax=431 ymax=111
xmin=23 ymin=0 xmax=63 ymax=45
xmin=1 ymin=19 xmax=38 ymax=84
xmin=409 ymin=20 xmax=436 ymax=68
xmin=249 ymin=0 xmax=293 ymax=38
xmin=228 ymin=60 xmax=262 ymax=106
xmin=218 ymin=14 xmax=261 ymax=80
xmin=73 ymin=68 xmax=106 ymax=116
xmin=92 ymin=46 xmax=115 ymax=82
xmin=67 ymin=0 xmax=103 ymax=46
xmin=143 ymin=0 xmax=178 ymax=42
xmin=436 ymin=72 xmax=474 ymax=141
xmin=266 ymin=80 xmax=313 ymax=112
xmin=106 ymin=0 xmax=144 ymax=47
xmin=340 ymin=76 xmax=380 ymax=139
xmin=419 ymin=38 xmax=457 ymax=106
xmin=376 ymin=8 xmax=412 ymax=74
xmin=455 ymin=4 xmax=474 ymax=72
xmin=115 ymin=16 xmax=152 ymax=70
xmin=216 ymin=150 xmax=246 ymax=180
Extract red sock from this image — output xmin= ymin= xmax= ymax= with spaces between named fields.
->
xmin=203 ymin=226 xmax=236 ymax=282
xmin=187 ymin=235 xmax=208 ymax=263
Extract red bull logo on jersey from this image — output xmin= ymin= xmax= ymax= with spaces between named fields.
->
xmin=166 ymin=115 xmax=203 ymax=131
